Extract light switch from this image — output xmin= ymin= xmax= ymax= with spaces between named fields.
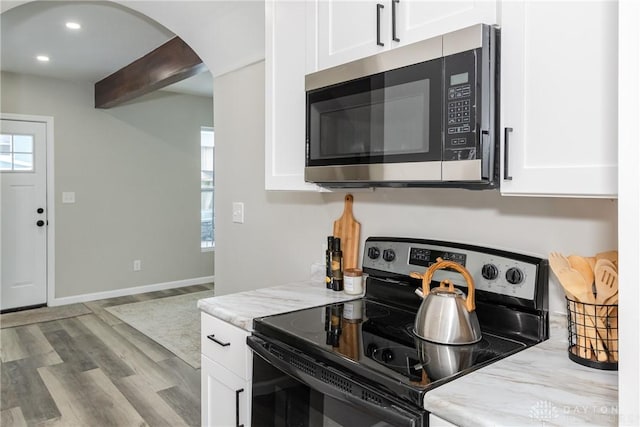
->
xmin=232 ymin=202 xmax=244 ymax=224
xmin=62 ymin=192 xmax=75 ymax=204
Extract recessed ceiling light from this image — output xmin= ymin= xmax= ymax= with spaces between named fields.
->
xmin=36 ymin=55 xmax=50 ymax=62
xmin=65 ymin=22 xmax=81 ymax=30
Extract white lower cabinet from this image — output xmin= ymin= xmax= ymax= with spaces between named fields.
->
xmin=201 ymin=354 xmax=251 ymax=427
xmin=201 ymin=312 xmax=252 ymax=427
xmin=429 ymin=413 xmax=458 ymax=427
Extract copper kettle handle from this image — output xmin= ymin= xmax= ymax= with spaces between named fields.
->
xmin=411 ymin=258 xmax=476 ymax=312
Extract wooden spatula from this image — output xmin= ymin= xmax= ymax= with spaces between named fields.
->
xmin=595 ymin=259 xmax=619 ymax=361
xmin=596 ymin=250 xmax=618 ymax=270
xmin=595 ymin=259 xmax=618 ymax=305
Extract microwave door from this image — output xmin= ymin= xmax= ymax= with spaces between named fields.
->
xmin=306 ymin=58 xmax=444 ymax=185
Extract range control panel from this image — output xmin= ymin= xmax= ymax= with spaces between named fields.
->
xmin=363 ymin=238 xmax=544 ymax=301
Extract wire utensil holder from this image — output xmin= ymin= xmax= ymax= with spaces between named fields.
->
xmin=566 ymin=297 xmax=618 ymax=370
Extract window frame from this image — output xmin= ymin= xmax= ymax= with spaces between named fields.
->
xmin=201 ymin=127 xmax=215 ymax=251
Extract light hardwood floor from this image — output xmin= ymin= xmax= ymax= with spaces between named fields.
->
xmin=0 ymin=284 xmax=213 ymax=427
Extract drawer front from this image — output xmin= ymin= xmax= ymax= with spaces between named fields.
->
xmin=201 ymin=313 xmax=252 ymax=380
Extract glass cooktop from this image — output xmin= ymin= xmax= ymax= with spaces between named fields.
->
xmin=253 ymin=298 xmax=526 ymax=404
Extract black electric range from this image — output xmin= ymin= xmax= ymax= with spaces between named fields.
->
xmin=248 ymin=237 xmax=549 ymax=426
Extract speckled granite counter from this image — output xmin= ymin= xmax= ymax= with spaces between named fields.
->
xmin=423 ymin=315 xmax=619 ymax=426
xmin=197 ymin=281 xmax=362 ymax=331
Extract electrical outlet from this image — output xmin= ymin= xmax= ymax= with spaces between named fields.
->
xmin=133 ymin=260 xmax=141 ymax=271
xmin=62 ymin=192 xmax=75 ymax=204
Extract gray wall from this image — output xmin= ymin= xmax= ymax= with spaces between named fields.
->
xmin=213 ymin=61 xmax=618 ymax=316
xmin=1 ymin=71 xmax=214 ymax=299
xmin=214 ymin=62 xmax=332 ymax=295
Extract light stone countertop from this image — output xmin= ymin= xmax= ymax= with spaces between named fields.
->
xmin=197 ymin=280 xmax=362 ymax=331
xmin=423 ymin=315 xmax=619 ymax=426
xmin=198 ymin=283 xmax=618 ymax=426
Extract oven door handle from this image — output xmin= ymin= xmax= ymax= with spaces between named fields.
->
xmin=247 ymin=335 xmax=424 ymax=427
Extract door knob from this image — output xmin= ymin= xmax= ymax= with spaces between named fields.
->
xmin=37 ymin=208 xmax=44 ymax=214
xmin=36 ymin=220 xmax=45 ymax=227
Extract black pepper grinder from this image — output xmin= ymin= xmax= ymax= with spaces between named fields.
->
xmin=331 ymin=238 xmax=343 ymax=291
xmin=325 ymin=236 xmax=334 ymax=289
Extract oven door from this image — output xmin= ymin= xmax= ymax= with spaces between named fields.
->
xmin=247 ymin=335 xmax=427 ymax=427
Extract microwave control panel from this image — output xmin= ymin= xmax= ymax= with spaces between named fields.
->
xmin=443 ymin=49 xmax=479 ymax=161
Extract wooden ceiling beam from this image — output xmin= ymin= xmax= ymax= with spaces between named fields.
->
xmin=95 ymin=36 xmax=206 ymax=109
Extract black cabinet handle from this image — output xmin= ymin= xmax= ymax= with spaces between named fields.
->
xmin=376 ymin=4 xmax=384 ymax=46
xmin=37 ymin=208 xmax=44 ymax=214
xmin=206 ymin=334 xmax=230 ymax=347
xmin=504 ymin=127 xmax=513 ymax=181
xmin=392 ymin=0 xmax=400 ymax=42
xmin=235 ymin=388 xmax=244 ymax=427
xmin=36 ymin=220 xmax=45 ymax=227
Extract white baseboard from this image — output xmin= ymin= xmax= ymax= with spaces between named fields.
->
xmin=48 ymin=276 xmax=215 ymax=307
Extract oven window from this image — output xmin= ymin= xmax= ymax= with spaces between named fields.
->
xmin=306 ymin=58 xmax=443 ymax=167
xmin=251 ymin=354 xmax=399 ymax=427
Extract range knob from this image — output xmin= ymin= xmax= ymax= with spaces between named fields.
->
xmin=365 ymin=343 xmax=378 ymax=357
xmin=380 ymin=349 xmax=394 ymax=363
xmin=505 ymin=267 xmax=524 ymax=285
xmin=481 ymin=264 xmax=499 ymax=281
xmin=367 ymin=247 xmax=381 ymax=260
xmin=382 ymin=249 xmax=396 ymax=262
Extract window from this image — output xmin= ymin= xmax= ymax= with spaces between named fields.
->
xmin=201 ymin=127 xmax=214 ymax=249
xmin=0 ymin=133 xmax=34 ymax=171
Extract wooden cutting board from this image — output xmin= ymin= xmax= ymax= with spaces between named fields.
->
xmin=333 ymin=194 xmax=361 ymax=270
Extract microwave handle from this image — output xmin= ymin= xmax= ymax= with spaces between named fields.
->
xmin=504 ymin=127 xmax=513 ymax=181
xmin=376 ymin=4 xmax=385 ymax=46
xmin=392 ymin=0 xmax=400 ymax=42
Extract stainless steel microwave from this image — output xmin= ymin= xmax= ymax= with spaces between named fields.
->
xmin=305 ymin=24 xmax=499 ymax=189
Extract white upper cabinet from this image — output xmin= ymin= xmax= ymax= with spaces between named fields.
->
xmin=265 ymin=0 xmax=324 ymax=191
xmin=500 ymin=1 xmax=618 ymax=197
xmin=314 ymin=0 xmax=497 ymax=71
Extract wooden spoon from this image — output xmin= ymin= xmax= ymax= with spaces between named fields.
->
xmin=549 ymin=251 xmax=571 ymax=276
xmin=568 ymin=255 xmax=595 ymax=290
xmin=549 ymin=253 xmax=591 ymax=359
xmin=549 ymin=252 xmax=591 ymax=359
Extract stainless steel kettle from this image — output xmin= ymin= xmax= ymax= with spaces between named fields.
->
xmin=411 ymin=258 xmax=482 ymax=345
xmin=415 ymin=338 xmax=475 ymax=380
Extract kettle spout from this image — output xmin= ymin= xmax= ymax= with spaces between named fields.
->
xmin=414 ymin=288 xmax=426 ymax=299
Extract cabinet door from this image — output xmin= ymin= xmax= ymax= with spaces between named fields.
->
xmin=500 ymin=1 xmax=618 ymax=197
xmin=201 ymin=355 xmax=251 ymax=427
xmin=265 ymin=0 xmax=324 ymax=191
xmin=317 ymin=0 xmax=387 ymax=70
xmin=396 ymin=0 xmax=496 ymax=47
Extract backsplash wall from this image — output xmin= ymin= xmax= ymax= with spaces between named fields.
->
xmin=320 ymin=189 xmax=617 ymax=315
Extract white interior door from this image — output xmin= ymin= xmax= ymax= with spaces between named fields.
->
xmin=1 ymin=118 xmax=47 ymax=311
